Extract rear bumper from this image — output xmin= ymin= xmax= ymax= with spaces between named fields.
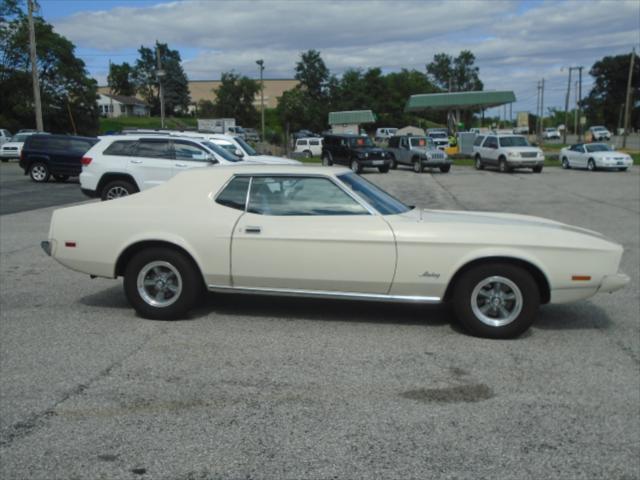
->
xmin=598 ymin=273 xmax=630 ymax=293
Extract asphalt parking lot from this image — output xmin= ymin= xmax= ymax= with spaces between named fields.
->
xmin=1 ymin=162 xmax=638 ymax=479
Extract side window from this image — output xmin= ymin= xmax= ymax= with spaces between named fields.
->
xmin=473 ymin=135 xmax=485 ymax=147
xmin=133 ymin=140 xmax=172 ymax=159
xmin=247 ymin=176 xmax=368 ymax=216
xmin=103 ymin=140 xmax=136 ymax=156
xmin=173 ymin=141 xmax=209 ymax=161
xmin=296 ymin=139 xmax=306 ymax=146
xmin=216 ymin=176 xmax=250 ymax=211
xmin=48 ymin=137 xmax=69 ymax=151
xmin=388 ymin=137 xmax=398 ymax=148
xmin=400 ymin=137 xmax=408 ymax=148
xmin=484 ymin=136 xmax=497 ymax=148
xmin=309 ymin=140 xmax=320 ymax=146
xmin=69 ymin=139 xmax=93 ymax=154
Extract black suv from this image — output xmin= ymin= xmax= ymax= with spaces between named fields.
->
xmin=321 ymin=134 xmax=391 ymax=173
xmin=20 ymin=134 xmax=98 ymax=183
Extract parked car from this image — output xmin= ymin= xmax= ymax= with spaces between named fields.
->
xmin=227 ymin=126 xmax=246 ymax=139
xmin=42 ymin=164 xmax=629 ymax=339
xmin=473 ymin=134 xmax=544 ymax=173
xmin=589 ymin=126 xmax=612 ymax=141
xmin=559 ymin=143 xmax=632 ymax=171
xmin=374 ymin=127 xmax=397 ymax=142
xmin=292 ymin=129 xmax=320 ymax=141
xmin=0 ymin=131 xmax=44 ymax=162
xmin=426 ymin=129 xmax=450 ymax=150
xmin=243 ymin=128 xmax=260 ymax=142
xmin=386 ymin=135 xmax=451 ymax=173
xmin=294 ymin=137 xmax=323 ymax=158
xmin=0 ymin=129 xmax=12 ymax=146
xmin=542 ymin=127 xmax=560 ymax=140
xmin=19 ymin=134 xmax=97 ymax=183
xmin=168 ymin=131 xmax=300 ymax=165
xmin=512 ymin=126 xmax=529 ymax=135
xmin=321 ymin=134 xmax=392 ymax=173
xmin=79 ymin=134 xmax=246 ymax=200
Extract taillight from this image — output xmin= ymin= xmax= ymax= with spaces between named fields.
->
xmin=81 ymin=156 xmax=92 ymax=166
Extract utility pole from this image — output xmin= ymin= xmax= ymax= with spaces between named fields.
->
xmin=577 ymin=66 xmax=583 ymax=141
xmin=563 ymin=67 xmax=573 ymax=144
xmin=535 ymin=80 xmax=541 ymax=138
xmin=622 ymin=48 xmax=635 ymax=148
xmin=27 ymin=0 xmax=43 ymax=131
xmin=108 ymin=59 xmax=114 ymax=118
xmin=540 ymin=78 xmax=545 ymax=140
xmin=574 ymin=81 xmax=579 ymax=136
xmin=155 ymin=42 xmax=166 ymax=129
xmin=256 ymin=59 xmax=265 ymax=142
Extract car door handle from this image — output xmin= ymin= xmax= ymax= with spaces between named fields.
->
xmin=245 ymin=226 xmax=261 ymax=234
xmin=130 ymin=159 xmax=142 ymax=164
xmin=175 ymin=163 xmax=188 ymax=167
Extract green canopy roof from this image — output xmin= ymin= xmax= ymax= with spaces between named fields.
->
xmin=405 ymin=91 xmax=516 ymax=112
xmin=328 ymin=110 xmax=376 ymax=125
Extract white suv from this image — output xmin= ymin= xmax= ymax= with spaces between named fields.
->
xmin=473 ymin=134 xmax=544 ymax=173
xmin=80 ymin=134 xmax=246 ymax=200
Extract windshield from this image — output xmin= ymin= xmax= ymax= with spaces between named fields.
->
xmin=585 ymin=143 xmax=612 ymax=153
xmin=592 ymin=126 xmax=607 ymax=131
xmin=410 ymin=137 xmax=434 ymax=148
xmin=499 ymin=136 xmax=529 ymax=147
xmin=348 ymin=136 xmax=374 ymax=148
xmin=234 ymin=136 xmax=257 ymax=156
xmin=429 ymin=132 xmax=447 ymax=139
xmin=337 ymin=172 xmax=410 ymax=215
xmin=11 ymin=134 xmax=30 ymax=142
xmin=202 ymin=141 xmax=242 ymax=162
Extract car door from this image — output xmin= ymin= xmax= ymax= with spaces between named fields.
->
xmin=569 ymin=145 xmax=585 ymax=168
xmin=399 ymin=136 xmax=411 ymax=164
xmin=127 ymin=139 xmax=174 ymax=190
xmin=231 ymin=175 xmax=396 ymax=294
xmin=171 ymin=140 xmax=216 ymax=172
xmin=333 ymin=137 xmax=349 ymax=164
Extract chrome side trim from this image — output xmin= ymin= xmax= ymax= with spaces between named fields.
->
xmin=207 ymin=284 xmax=441 ymax=303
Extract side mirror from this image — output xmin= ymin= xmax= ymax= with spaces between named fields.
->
xmin=234 ymin=148 xmax=244 ymax=157
xmin=207 ymin=154 xmax=218 ymax=164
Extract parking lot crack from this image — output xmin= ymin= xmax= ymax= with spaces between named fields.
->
xmin=429 ymin=173 xmax=469 ymax=210
xmin=0 ymin=328 xmax=163 ymax=448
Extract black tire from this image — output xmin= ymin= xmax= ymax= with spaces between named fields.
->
xmin=440 ymin=164 xmax=451 ymax=173
xmin=389 ymin=156 xmax=397 ymax=170
xmin=350 ymin=159 xmax=362 ymax=174
xmin=1 ymin=159 xmax=8 ymax=163
xmin=101 ymin=179 xmax=138 ymax=201
xmin=123 ymin=247 xmax=203 ymax=320
xmin=378 ymin=165 xmax=390 ymax=173
xmin=498 ymin=157 xmax=511 ymax=173
xmin=532 ymin=166 xmax=543 ymax=173
xmin=321 ymin=153 xmax=333 ymax=166
xmin=561 ymin=157 xmax=570 ymax=169
xmin=587 ymin=159 xmax=596 ymax=172
xmin=303 ymin=150 xmax=312 ymax=159
xmin=29 ymin=162 xmax=50 ymax=182
xmin=474 ymin=155 xmax=484 ymax=170
xmin=53 ymin=174 xmax=69 ymax=182
xmin=413 ymin=158 xmax=422 ymax=173
xmin=618 ymin=167 xmax=628 ymax=172
xmin=451 ymin=263 xmax=540 ymax=339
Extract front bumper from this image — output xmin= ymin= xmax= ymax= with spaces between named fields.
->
xmin=598 ymin=273 xmax=630 ymax=293
xmin=357 ymin=158 xmax=392 ymax=167
xmin=506 ymin=159 xmax=544 ymax=167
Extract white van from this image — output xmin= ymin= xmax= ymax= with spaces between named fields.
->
xmin=375 ymin=127 xmax=397 ymax=141
xmin=294 ymin=137 xmax=323 ymax=158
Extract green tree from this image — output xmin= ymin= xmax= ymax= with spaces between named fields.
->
xmin=276 ymin=87 xmax=308 ymax=133
xmin=196 ymin=99 xmax=215 ymax=117
xmin=132 ymin=42 xmax=190 ymax=115
xmin=107 ymin=62 xmax=135 ymax=96
xmin=211 ymin=71 xmax=259 ymax=126
xmin=582 ymin=53 xmax=639 ymax=131
xmin=426 ymin=50 xmax=483 ymax=92
xmin=295 ymin=49 xmax=329 ymax=99
xmin=0 ymin=2 xmax=98 ymax=134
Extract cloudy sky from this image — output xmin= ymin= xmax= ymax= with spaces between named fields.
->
xmin=42 ymin=0 xmax=639 ymax=117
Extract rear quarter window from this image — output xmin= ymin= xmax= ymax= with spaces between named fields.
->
xmin=216 ymin=176 xmax=250 ymax=211
xmin=473 ymin=136 xmax=485 ymax=146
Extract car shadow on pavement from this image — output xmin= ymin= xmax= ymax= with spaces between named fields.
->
xmin=534 ymin=302 xmax=612 ymax=330
xmin=79 ymin=285 xmax=130 ymax=309
xmin=193 ymin=292 xmax=452 ymax=327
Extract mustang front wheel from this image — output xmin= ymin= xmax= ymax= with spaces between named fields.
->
xmin=124 ymin=248 xmax=203 ymax=320
xmin=452 ymin=263 xmax=540 ymax=339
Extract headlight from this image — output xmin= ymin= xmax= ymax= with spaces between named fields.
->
xmin=508 ymin=151 xmax=519 ymax=158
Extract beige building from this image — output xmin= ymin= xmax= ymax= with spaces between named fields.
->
xmin=98 ymin=79 xmax=299 ymax=110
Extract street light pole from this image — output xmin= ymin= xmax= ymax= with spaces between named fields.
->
xmin=27 ymin=0 xmax=43 ymax=131
xmin=256 ymin=59 xmax=265 ymax=142
xmin=156 ymin=43 xmax=166 ymax=129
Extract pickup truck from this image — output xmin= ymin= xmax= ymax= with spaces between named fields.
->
xmin=386 ymin=135 xmax=451 ymax=173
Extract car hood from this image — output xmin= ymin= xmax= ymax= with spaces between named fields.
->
xmin=503 ymin=147 xmax=542 ymax=153
xmin=385 ymin=208 xmax=620 ymax=251
xmin=411 ymin=147 xmax=446 ymax=155
xmin=248 ymin=154 xmax=301 ymax=165
xmin=589 ymin=151 xmax=629 ymax=158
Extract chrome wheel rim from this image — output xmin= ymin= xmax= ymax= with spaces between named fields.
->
xmin=31 ymin=165 xmax=47 ymax=181
xmin=475 ymin=158 xmax=481 ymax=169
xmin=137 ymin=261 xmax=182 ymax=308
xmin=106 ymin=186 xmax=130 ymax=199
xmin=351 ymin=161 xmax=358 ymax=172
xmin=471 ymin=275 xmax=523 ymax=327
xmin=588 ymin=161 xmax=594 ymax=171
xmin=562 ymin=158 xmax=568 ymax=168
xmin=322 ymin=156 xmax=330 ymax=166
xmin=414 ymin=161 xmax=421 ymax=172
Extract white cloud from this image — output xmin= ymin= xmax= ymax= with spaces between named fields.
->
xmin=52 ymin=0 xmax=640 ymax=113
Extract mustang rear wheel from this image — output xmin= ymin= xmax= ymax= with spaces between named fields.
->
xmin=587 ymin=159 xmax=596 ymax=172
xmin=124 ymin=248 xmax=203 ymax=320
xmin=452 ymin=263 xmax=540 ymax=339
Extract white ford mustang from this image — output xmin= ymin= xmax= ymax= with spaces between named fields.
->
xmin=560 ymin=143 xmax=633 ymax=171
xmin=42 ymin=165 xmax=629 ymax=338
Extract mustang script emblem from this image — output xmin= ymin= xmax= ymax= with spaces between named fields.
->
xmin=420 ymin=271 xmax=440 ymax=279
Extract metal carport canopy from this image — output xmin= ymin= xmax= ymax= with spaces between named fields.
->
xmin=328 ymin=110 xmax=376 ymax=125
xmin=404 ymin=91 xmax=516 ymax=112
